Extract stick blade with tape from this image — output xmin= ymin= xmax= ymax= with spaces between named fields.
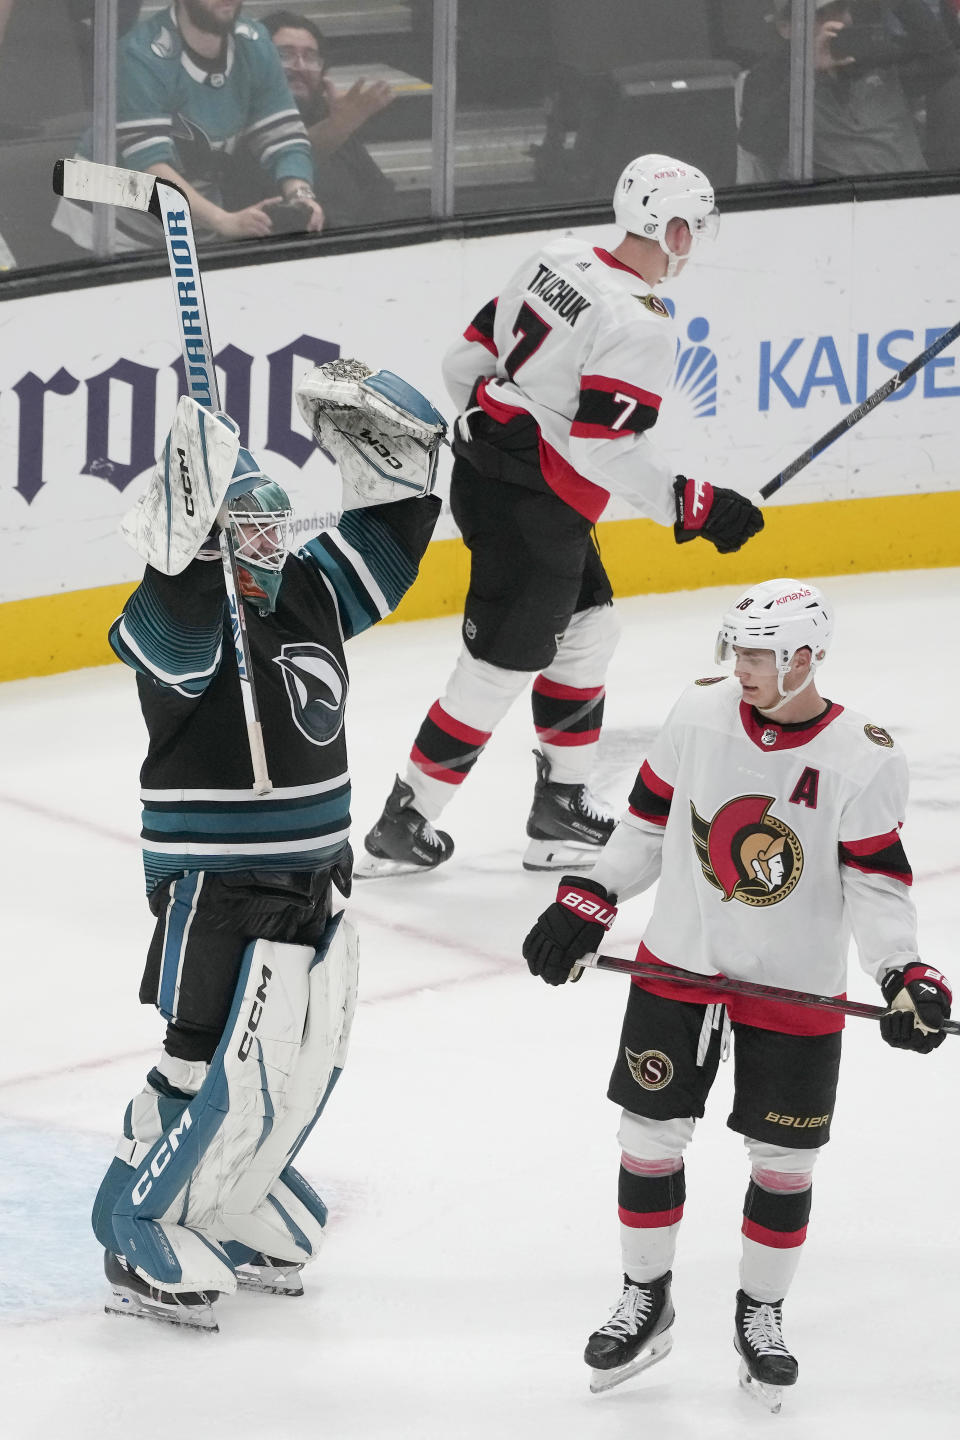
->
xmin=52 ymin=157 xmax=159 ymax=213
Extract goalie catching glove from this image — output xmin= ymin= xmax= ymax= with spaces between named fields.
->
xmin=673 ymin=476 xmax=764 ymax=554
xmin=880 ymin=963 xmax=951 ymax=1053
xmin=296 ymin=358 xmax=447 ymax=511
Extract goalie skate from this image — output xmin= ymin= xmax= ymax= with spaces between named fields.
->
xmin=734 ymin=1291 xmax=798 ymax=1414
xmin=235 ymin=1254 xmax=305 ymax=1297
xmin=103 ymin=1251 xmax=219 ymax=1333
xmin=585 ymin=1272 xmax=675 ymax=1394
xmin=523 ymin=751 xmax=615 ymax=872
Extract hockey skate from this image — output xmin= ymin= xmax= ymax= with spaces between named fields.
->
xmin=235 ymin=1253 xmax=305 ymax=1297
xmin=355 ymin=775 xmax=454 ymax=878
xmin=522 ymin=750 xmax=615 ymax=872
xmin=103 ymin=1250 xmax=219 ymax=1333
xmin=734 ymin=1290 xmax=798 ymax=1414
xmin=584 ymin=1272 xmax=675 ymax=1394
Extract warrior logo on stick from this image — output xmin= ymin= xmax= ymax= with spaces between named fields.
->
xmin=691 ymin=795 xmax=803 ymax=907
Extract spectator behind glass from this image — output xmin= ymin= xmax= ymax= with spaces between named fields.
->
xmin=739 ymin=0 xmax=960 ymax=179
xmin=52 ymin=0 xmax=323 ymax=253
xmin=256 ymin=9 xmax=397 ymax=228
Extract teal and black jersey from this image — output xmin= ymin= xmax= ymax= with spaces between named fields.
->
xmin=115 ymin=6 xmax=313 ymax=196
xmin=110 ymin=496 xmax=440 ymax=893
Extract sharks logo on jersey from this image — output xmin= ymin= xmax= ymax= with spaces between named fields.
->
xmin=691 ymin=794 xmax=803 ymax=907
xmin=274 ymin=643 xmax=348 ymax=746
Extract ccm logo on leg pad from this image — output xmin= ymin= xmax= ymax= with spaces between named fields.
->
xmin=238 ymin=964 xmax=273 ymax=1061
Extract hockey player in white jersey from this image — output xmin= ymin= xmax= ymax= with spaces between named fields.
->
xmin=357 ymin=154 xmax=764 ymax=880
xmin=523 ymin=578 xmax=951 ymax=1409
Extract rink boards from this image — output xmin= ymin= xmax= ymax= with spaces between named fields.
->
xmin=3 ymin=194 xmax=960 ymax=679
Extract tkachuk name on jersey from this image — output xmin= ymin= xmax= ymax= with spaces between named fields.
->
xmin=527 ymin=264 xmax=592 ymax=326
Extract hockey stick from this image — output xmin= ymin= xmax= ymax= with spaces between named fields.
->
xmin=758 ymin=317 xmax=960 ymax=500
xmin=584 ymin=952 xmax=960 ymax=1035
xmin=52 ymin=158 xmax=272 ymax=794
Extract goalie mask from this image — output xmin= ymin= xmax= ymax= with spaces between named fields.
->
xmin=228 ymin=480 xmax=293 ymax=613
xmin=715 ymin=578 xmax=833 ymax=709
xmin=613 ymin=154 xmax=719 ymax=280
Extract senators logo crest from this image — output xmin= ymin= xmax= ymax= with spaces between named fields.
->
xmin=625 ymin=1048 xmax=674 ymax=1091
xmin=691 ymin=795 xmax=803 ymax=907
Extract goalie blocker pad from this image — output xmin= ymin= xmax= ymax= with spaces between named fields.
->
xmin=296 ymin=358 xmax=447 ymax=511
xmin=109 ymin=912 xmax=358 ymax=1294
xmin=120 ymin=397 xmax=268 ymax=574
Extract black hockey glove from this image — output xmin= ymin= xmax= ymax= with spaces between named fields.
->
xmin=523 ymin=876 xmax=618 ymax=986
xmin=673 ymin=476 xmax=764 ymax=554
xmin=880 ymin=963 xmax=952 ymax=1053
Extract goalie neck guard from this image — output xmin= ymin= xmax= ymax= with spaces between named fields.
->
xmin=715 ymin=578 xmax=833 ymax=708
xmin=228 ymin=480 xmax=293 ymax=614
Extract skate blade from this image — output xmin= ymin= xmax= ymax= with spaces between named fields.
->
xmin=235 ymin=1264 xmax=304 ymax=1297
xmin=353 ymin=850 xmax=441 ymax=879
xmin=588 ymin=1331 xmax=673 ymax=1394
xmin=105 ymin=1285 xmax=219 ymax=1333
xmin=738 ymin=1361 xmax=784 ymax=1414
xmin=522 ymin=838 xmax=604 ymax=872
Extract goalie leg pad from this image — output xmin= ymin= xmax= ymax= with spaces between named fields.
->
xmin=109 ymin=914 xmax=358 ymax=1289
xmin=91 ymin=1052 xmax=209 ymax=1252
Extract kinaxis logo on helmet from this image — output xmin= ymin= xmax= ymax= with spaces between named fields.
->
xmin=273 ymin=642 xmax=348 ymax=746
xmin=691 ymin=795 xmax=803 ymax=907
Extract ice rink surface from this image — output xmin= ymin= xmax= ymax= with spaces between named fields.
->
xmin=1 ymin=568 xmax=958 ymax=1440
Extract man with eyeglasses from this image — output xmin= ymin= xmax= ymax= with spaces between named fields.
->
xmin=257 ymin=9 xmax=396 ymax=229
xmin=54 ymin=0 xmax=325 ymax=251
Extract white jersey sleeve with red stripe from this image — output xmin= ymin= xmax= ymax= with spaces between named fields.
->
xmin=442 ymin=300 xmax=499 ymax=413
xmin=446 ymin=236 xmax=681 ymax=524
xmin=837 ymin=745 xmax=919 ymax=982
xmin=589 ymin=695 xmax=682 ymax=902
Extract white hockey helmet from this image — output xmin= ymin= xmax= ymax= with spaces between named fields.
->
xmin=613 ymin=154 xmax=719 ymax=269
xmin=715 ymin=578 xmax=833 ymax=701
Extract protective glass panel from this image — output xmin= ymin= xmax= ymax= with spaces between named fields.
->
xmin=0 ymin=0 xmax=99 ymax=274
xmin=452 ymin=0 xmax=750 ymax=216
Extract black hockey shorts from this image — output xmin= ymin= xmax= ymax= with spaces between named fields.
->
xmin=141 ymin=868 xmax=333 ymax=1061
xmin=607 ymin=985 xmax=842 ymax=1150
xmin=449 ymin=458 xmax=613 ymax=672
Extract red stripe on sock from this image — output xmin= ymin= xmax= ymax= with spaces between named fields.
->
xmin=409 ymin=747 xmax=469 ymax=786
xmin=532 ymin=676 xmax=605 ymax=702
xmin=627 ymin=805 xmax=668 ymax=827
xmin=741 ymin=1218 xmax=808 ymax=1249
xmin=618 ymin=1205 xmax=684 ymax=1229
xmin=427 ymin=702 xmax=491 ymax=747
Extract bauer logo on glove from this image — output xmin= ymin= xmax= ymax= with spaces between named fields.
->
xmin=296 ymin=358 xmax=448 ymax=511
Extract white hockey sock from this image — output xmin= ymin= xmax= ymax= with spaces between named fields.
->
xmin=739 ymin=1235 xmax=805 ymax=1304
xmin=621 ymin=1219 xmax=681 ymax=1284
xmin=404 ymin=648 xmax=531 ymax=819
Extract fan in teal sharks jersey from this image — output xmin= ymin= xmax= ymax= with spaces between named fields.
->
xmin=53 ymin=0 xmax=323 ymax=253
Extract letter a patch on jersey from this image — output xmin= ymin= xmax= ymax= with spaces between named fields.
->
xmin=789 ymin=767 xmax=820 ymax=809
